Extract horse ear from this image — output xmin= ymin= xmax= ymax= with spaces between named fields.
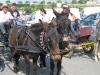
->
xmin=39 ymin=19 xmax=49 ymax=31
xmin=52 ymin=17 xmax=57 ymax=27
xmin=52 ymin=8 xmax=59 ymax=17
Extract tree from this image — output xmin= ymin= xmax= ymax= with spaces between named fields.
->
xmin=33 ymin=1 xmax=38 ymax=3
xmin=47 ymin=1 xmax=52 ymax=4
xmin=56 ymin=0 xmax=61 ymax=3
xmin=40 ymin=0 xmax=45 ymax=4
xmin=71 ymin=0 xmax=77 ymax=4
xmin=25 ymin=1 xmax=30 ymax=4
xmin=18 ymin=1 xmax=23 ymax=4
xmin=63 ymin=0 xmax=68 ymax=5
xmin=6 ymin=0 xmax=10 ymax=4
xmin=78 ymin=0 xmax=87 ymax=4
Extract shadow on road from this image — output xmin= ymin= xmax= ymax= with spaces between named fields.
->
xmin=16 ymin=57 xmax=67 ymax=75
xmin=71 ymin=49 xmax=94 ymax=60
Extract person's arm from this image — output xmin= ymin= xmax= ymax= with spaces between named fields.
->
xmin=6 ymin=12 xmax=13 ymax=22
xmin=70 ymin=13 xmax=78 ymax=21
xmin=17 ymin=10 xmax=20 ymax=17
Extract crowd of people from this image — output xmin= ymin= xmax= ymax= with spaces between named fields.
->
xmin=0 ymin=3 xmax=81 ymax=39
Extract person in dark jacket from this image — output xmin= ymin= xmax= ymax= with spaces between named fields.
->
xmin=9 ymin=3 xmax=20 ymax=19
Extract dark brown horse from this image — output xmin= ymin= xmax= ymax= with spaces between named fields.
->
xmin=40 ymin=8 xmax=72 ymax=75
xmin=8 ymin=19 xmax=61 ymax=75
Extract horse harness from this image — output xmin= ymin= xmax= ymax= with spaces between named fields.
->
xmin=9 ymin=25 xmax=70 ymax=60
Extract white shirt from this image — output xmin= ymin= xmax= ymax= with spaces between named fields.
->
xmin=0 ymin=11 xmax=13 ymax=22
xmin=39 ymin=14 xmax=50 ymax=23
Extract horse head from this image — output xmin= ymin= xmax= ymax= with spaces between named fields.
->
xmin=39 ymin=19 xmax=61 ymax=61
xmin=52 ymin=8 xmax=71 ymax=49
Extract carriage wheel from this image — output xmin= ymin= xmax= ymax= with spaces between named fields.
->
xmin=83 ymin=45 xmax=93 ymax=53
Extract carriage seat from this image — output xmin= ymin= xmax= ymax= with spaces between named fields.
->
xmin=70 ymin=26 xmax=93 ymax=43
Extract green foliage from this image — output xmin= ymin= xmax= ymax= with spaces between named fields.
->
xmin=6 ymin=0 xmax=10 ymax=4
xmin=40 ymin=0 xmax=45 ymax=4
xmin=33 ymin=1 xmax=38 ymax=3
xmin=0 ymin=3 xmax=3 ymax=6
xmin=47 ymin=1 xmax=52 ymax=4
xmin=71 ymin=0 xmax=77 ymax=4
xmin=78 ymin=0 xmax=87 ymax=4
xmin=56 ymin=0 xmax=61 ymax=3
xmin=2 ymin=1 xmax=100 ymax=14
xmin=18 ymin=1 xmax=23 ymax=4
xmin=25 ymin=1 xmax=30 ymax=4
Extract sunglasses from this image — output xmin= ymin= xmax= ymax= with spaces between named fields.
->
xmin=63 ymin=7 xmax=67 ymax=9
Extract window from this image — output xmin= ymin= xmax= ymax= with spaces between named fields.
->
xmin=31 ymin=12 xmax=36 ymax=20
xmin=84 ymin=14 xmax=97 ymax=21
xmin=26 ymin=12 xmax=36 ymax=21
xmin=82 ymin=14 xmax=97 ymax=26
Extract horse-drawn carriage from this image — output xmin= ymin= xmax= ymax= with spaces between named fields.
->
xmin=64 ymin=26 xmax=95 ymax=57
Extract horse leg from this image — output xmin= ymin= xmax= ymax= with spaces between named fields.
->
xmin=50 ymin=59 xmax=55 ymax=75
xmin=97 ymin=41 xmax=100 ymax=60
xmin=23 ymin=54 xmax=30 ymax=75
xmin=13 ymin=53 xmax=20 ymax=73
xmin=94 ymin=42 xmax=99 ymax=61
xmin=40 ymin=53 xmax=47 ymax=69
xmin=32 ymin=54 xmax=39 ymax=75
xmin=57 ymin=57 xmax=62 ymax=75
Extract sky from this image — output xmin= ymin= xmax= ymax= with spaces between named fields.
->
xmin=0 ymin=0 xmax=72 ymax=3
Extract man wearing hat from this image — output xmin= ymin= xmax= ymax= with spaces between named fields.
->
xmin=52 ymin=5 xmax=70 ymax=19
xmin=0 ymin=4 xmax=13 ymax=36
xmin=9 ymin=3 xmax=20 ymax=19
xmin=61 ymin=5 xmax=70 ymax=17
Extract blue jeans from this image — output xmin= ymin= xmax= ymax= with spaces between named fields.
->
xmin=71 ymin=20 xmax=81 ymax=36
xmin=0 ymin=22 xmax=6 ymax=34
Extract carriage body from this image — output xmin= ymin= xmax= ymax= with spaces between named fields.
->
xmin=65 ymin=26 xmax=95 ymax=57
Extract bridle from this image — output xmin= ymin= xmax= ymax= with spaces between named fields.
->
xmin=57 ymin=15 xmax=70 ymax=36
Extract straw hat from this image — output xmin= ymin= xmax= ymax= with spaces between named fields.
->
xmin=62 ymin=5 xmax=68 ymax=8
xmin=1 ymin=4 xmax=9 ymax=9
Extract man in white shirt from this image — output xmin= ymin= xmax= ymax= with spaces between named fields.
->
xmin=0 ymin=4 xmax=13 ymax=35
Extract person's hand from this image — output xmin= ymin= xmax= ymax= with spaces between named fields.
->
xmin=6 ymin=18 xmax=12 ymax=22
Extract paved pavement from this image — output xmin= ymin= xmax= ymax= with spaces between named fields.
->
xmin=0 ymin=49 xmax=100 ymax=75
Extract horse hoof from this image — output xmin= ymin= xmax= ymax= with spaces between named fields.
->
xmin=17 ymin=71 xmax=22 ymax=74
xmin=40 ymin=66 xmax=47 ymax=69
xmin=94 ymin=59 xmax=98 ymax=62
xmin=42 ymin=67 xmax=47 ymax=69
xmin=40 ymin=65 xmax=47 ymax=69
xmin=13 ymin=67 xmax=19 ymax=73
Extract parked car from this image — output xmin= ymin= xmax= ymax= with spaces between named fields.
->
xmin=80 ymin=7 xmax=100 ymax=19
xmin=80 ymin=12 xmax=100 ymax=41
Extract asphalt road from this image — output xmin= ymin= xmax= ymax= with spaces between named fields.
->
xmin=0 ymin=49 xmax=100 ymax=75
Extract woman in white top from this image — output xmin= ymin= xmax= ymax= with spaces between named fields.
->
xmin=39 ymin=9 xmax=50 ymax=23
xmin=0 ymin=4 xmax=13 ymax=35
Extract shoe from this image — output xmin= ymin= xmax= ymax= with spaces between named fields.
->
xmin=75 ymin=34 xmax=80 ymax=39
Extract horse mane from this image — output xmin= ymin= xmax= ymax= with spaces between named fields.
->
xmin=31 ymin=23 xmax=43 ymax=28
